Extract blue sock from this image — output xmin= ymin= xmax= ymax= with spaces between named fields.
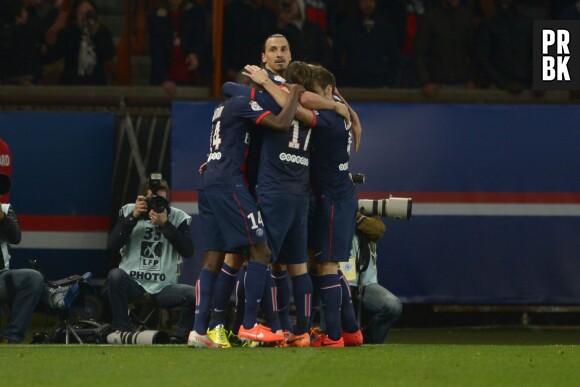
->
xmin=338 ymin=270 xmax=360 ymax=333
xmin=208 ymin=263 xmax=239 ymax=329
xmin=272 ymin=270 xmax=292 ymax=332
xmin=292 ymin=273 xmax=313 ymax=335
xmin=242 ymin=261 xmax=268 ymax=329
xmin=261 ymin=269 xmax=282 ymax=332
xmin=232 ymin=265 xmax=246 ymax=334
xmin=318 ymin=273 xmax=342 ymax=341
xmin=310 ymin=272 xmax=321 ymax=327
xmin=193 ymin=268 xmax=217 ymax=333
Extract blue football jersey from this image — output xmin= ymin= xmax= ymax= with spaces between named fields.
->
xmin=310 ymin=102 xmax=355 ymax=199
xmin=266 ymin=69 xmax=286 ymax=85
xmin=222 ymin=82 xmax=312 ymax=196
xmin=201 ymin=95 xmax=272 ymax=191
xmin=253 ymin=91 xmax=312 ymax=196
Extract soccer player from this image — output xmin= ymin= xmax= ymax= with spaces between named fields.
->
xmin=307 ymin=65 xmax=363 ymax=347
xmin=262 ymin=34 xmax=291 ymax=84
xmin=226 ymin=61 xmax=317 ymax=346
xmin=188 ymin=75 xmax=304 ymax=348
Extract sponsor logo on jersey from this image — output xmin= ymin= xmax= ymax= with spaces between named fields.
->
xmin=207 ymin=152 xmax=222 ymax=161
xmin=279 ymin=152 xmax=309 ymax=166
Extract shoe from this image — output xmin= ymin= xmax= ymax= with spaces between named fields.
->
xmin=238 ymin=324 xmax=285 ymax=343
xmin=207 ymin=324 xmax=232 ymax=349
xmin=310 ymin=333 xmax=345 ymax=348
xmin=0 ymin=336 xmax=10 ymax=344
xmin=187 ymin=330 xmax=221 ymax=348
xmin=285 ymin=332 xmax=310 ymax=347
xmin=342 ymin=329 xmax=363 ymax=346
xmin=228 ymin=330 xmax=260 ymax=348
xmin=169 ymin=335 xmax=187 ymax=344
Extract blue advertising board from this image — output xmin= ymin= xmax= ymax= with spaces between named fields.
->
xmin=0 ymin=111 xmax=115 ymax=279
xmin=171 ymin=101 xmax=580 ymax=304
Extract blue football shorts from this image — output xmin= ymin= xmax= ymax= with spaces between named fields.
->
xmin=311 ymin=192 xmax=357 ymax=263
xmin=198 ymin=189 xmax=267 ymax=251
xmin=258 ymin=193 xmax=309 ymax=264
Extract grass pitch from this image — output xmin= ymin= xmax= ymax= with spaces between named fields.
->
xmin=2 ymin=328 xmax=580 ymax=386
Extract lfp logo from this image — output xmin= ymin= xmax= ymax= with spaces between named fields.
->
xmin=533 ymin=21 xmax=580 ymax=90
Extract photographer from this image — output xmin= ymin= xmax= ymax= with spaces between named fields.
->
xmin=107 ymin=175 xmax=195 ymax=344
xmin=0 ymin=163 xmax=45 ymax=343
xmin=348 ymin=211 xmax=402 ymax=344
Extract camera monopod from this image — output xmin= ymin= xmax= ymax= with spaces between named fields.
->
xmin=355 ymin=230 xmax=371 ymax=327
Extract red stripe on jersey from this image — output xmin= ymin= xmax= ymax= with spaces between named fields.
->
xmin=255 ymin=111 xmax=272 ymax=124
xmin=250 ymin=88 xmax=256 ymax=100
xmin=311 ymin=110 xmax=317 ymax=127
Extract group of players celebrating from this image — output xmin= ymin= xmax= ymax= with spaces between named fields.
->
xmin=188 ymin=34 xmax=363 ymax=348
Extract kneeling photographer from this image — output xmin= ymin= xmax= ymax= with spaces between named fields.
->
xmin=107 ymin=173 xmax=195 ymax=344
xmin=348 ymin=211 xmax=403 ymax=344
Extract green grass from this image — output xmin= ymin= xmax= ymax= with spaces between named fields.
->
xmin=2 ymin=328 xmax=580 ymax=386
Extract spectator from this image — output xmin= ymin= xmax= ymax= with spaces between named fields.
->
xmin=333 ymin=0 xmax=399 ymax=87
xmin=275 ymin=0 xmax=332 ymax=68
xmin=148 ymin=0 xmax=207 ymax=95
xmin=0 ymin=0 xmax=43 ymax=85
xmin=52 ymin=0 xmax=115 ymax=85
xmin=25 ymin=0 xmax=60 ymax=35
xmin=413 ymin=0 xmax=476 ymax=97
xmin=222 ymin=0 xmax=277 ymax=81
xmin=389 ymin=0 xmax=430 ymax=88
xmin=478 ymin=0 xmax=532 ymax=94
xmin=25 ymin=0 xmax=67 ymax=84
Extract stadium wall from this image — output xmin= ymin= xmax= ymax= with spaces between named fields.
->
xmin=2 ymin=102 xmax=580 ymax=305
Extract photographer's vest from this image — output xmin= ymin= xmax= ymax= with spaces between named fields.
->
xmin=341 ymin=232 xmax=379 ymax=287
xmin=118 ymin=203 xmax=191 ymax=294
xmin=0 ymin=203 xmax=11 ymax=270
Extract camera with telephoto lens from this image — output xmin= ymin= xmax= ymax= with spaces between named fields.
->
xmin=145 ymin=173 xmax=170 ymax=214
xmin=352 ymin=173 xmax=412 ymax=220
xmin=0 ymin=173 xmax=11 ymax=196
xmin=358 ymin=198 xmax=412 ymax=220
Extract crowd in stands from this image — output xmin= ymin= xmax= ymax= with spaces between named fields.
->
xmin=1 ymin=0 xmax=580 ymax=94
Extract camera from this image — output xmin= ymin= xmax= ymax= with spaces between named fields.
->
xmin=351 ymin=173 xmax=365 ymax=185
xmin=145 ymin=173 xmax=169 ymax=214
xmin=358 ymin=198 xmax=412 ymax=220
xmin=352 ymin=172 xmax=412 ymax=220
xmin=0 ymin=173 xmax=11 ymax=196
